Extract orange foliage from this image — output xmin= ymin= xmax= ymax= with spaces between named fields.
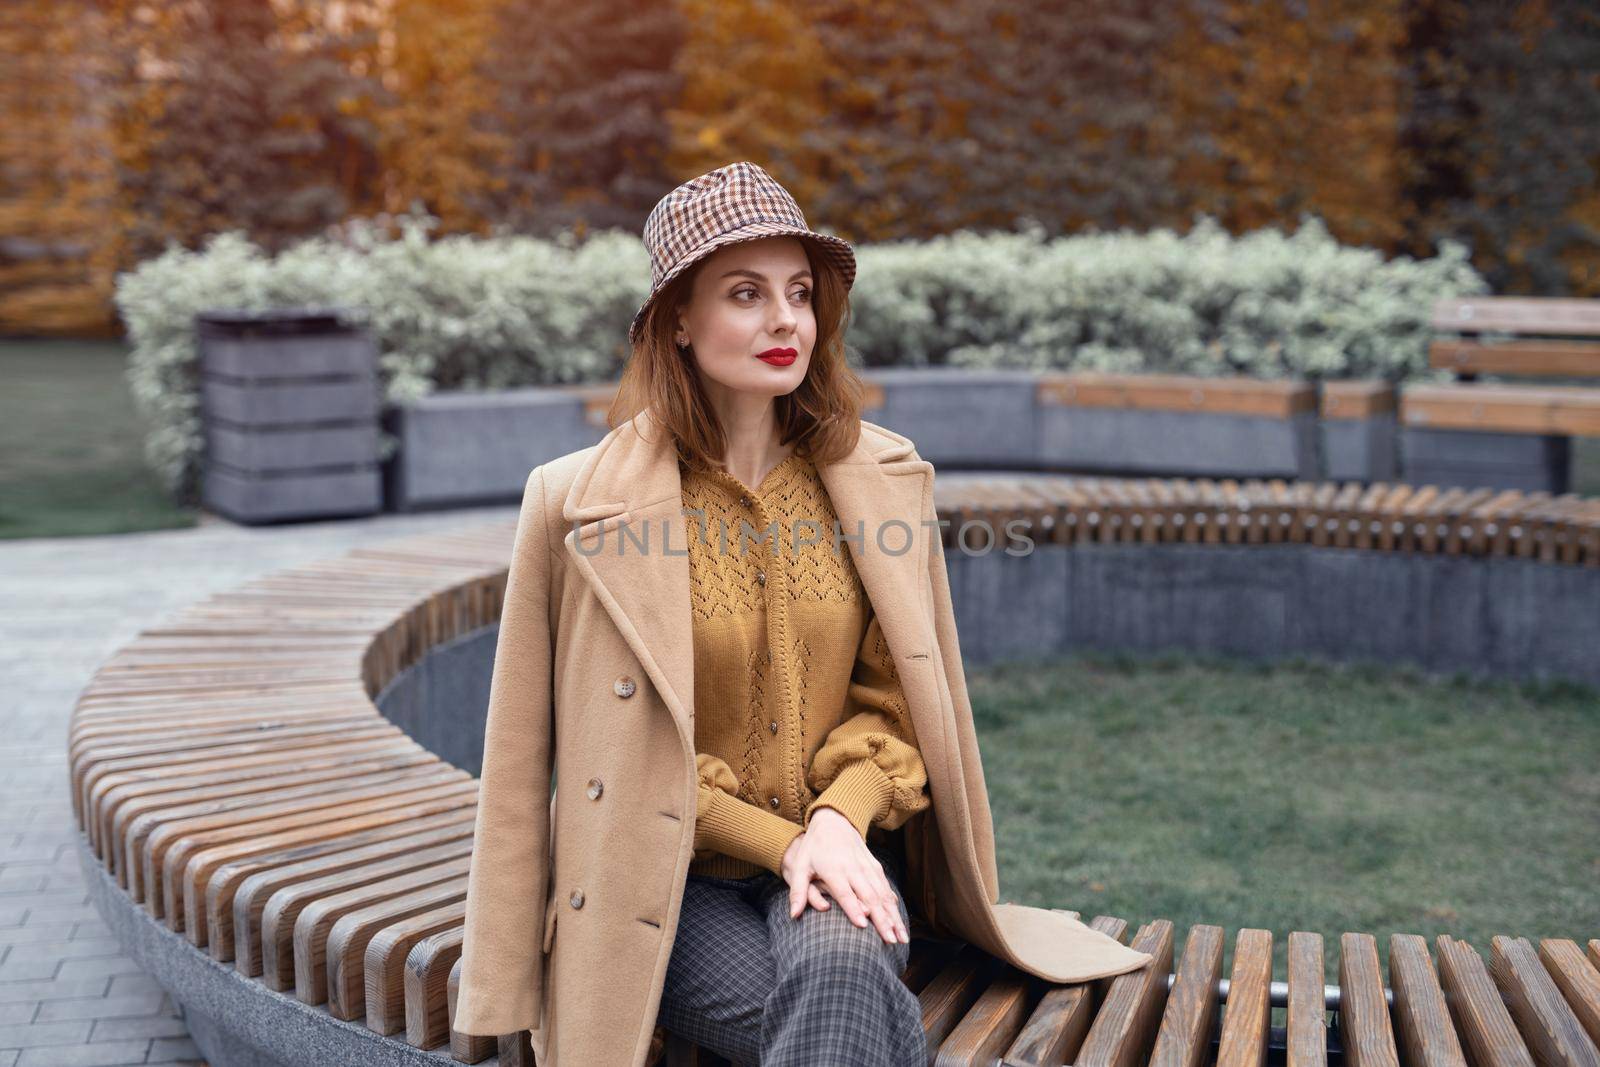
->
xmin=1161 ymin=0 xmax=1407 ymax=249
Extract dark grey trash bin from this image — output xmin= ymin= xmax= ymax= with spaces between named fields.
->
xmin=196 ymin=307 xmax=383 ymax=523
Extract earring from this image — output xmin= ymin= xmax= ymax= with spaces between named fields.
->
xmin=677 ymin=338 xmax=689 ymax=350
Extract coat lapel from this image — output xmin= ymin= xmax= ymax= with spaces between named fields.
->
xmin=558 ymin=408 xmax=937 ymax=760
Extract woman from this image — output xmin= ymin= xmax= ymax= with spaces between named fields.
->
xmin=453 ymin=162 xmax=1153 ymax=1067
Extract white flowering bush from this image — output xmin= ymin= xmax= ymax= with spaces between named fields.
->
xmin=848 ymin=216 xmax=1487 ymax=379
xmin=116 ymin=210 xmax=1485 ymax=501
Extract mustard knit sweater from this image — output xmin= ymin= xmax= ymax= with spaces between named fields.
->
xmin=681 ymin=449 xmax=932 ymax=879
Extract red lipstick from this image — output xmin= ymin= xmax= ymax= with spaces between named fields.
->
xmin=756 ymin=347 xmax=797 ymax=366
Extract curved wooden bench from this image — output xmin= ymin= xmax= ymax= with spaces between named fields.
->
xmin=931 ymin=474 xmax=1599 ymax=565
xmin=69 ymin=483 xmax=1600 ymax=1066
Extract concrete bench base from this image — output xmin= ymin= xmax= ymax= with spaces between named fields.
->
xmin=1402 ymin=427 xmax=1571 ymax=493
xmin=947 ymin=541 xmax=1600 ymax=687
xmin=77 ymin=833 xmax=449 ymax=1067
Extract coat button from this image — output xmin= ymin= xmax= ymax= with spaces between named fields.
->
xmin=570 ymin=888 xmax=585 ymax=909
xmin=586 ymin=778 xmax=603 ymax=800
xmin=769 ymin=795 xmax=780 ymax=809
xmin=768 ymin=721 xmax=778 ymax=734
xmin=739 ymin=494 xmax=751 ymax=508
xmin=756 ymin=570 xmax=766 ymax=586
xmin=614 ymin=677 xmax=635 ymax=698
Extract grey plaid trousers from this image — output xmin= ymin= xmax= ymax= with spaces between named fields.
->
xmin=657 ymin=840 xmax=927 ymax=1067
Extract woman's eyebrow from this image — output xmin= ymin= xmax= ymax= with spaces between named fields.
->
xmin=718 ymin=268 xmax=812 ymax=283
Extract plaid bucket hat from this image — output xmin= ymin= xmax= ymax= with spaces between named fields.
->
xmin=629 ymin=161 xmax=856 ymax=346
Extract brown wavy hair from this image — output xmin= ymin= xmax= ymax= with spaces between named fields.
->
xmin=605 ymin=236 xmax=868 ymax=472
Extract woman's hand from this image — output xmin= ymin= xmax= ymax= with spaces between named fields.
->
xmin=778 ymin=808 xmax=909 ymax=946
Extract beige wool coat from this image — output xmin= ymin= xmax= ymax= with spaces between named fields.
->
xmin=454 ymin=408 xmax=1153 ymax=1065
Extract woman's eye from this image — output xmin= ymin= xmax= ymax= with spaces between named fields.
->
xmin=732 ymin=286 xmax=811 ymax=302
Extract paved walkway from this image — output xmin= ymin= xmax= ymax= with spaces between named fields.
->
xmin=0 ymin=503 xmax=517 ymax=1066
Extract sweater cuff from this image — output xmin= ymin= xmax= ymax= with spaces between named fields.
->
xmin=803 ymin=758 xmax=895 ymax=839
xmin=698 ymin=790 xmax=805 ymax=875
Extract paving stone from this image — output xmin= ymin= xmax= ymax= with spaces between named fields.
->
xmin=0 ymin=955 xmax=61 ymax=981
xmin=71 ymin=918 xmax=115 ymax=939
xmin=14 ymin=1040 xmax=152 ymax=1067
xmin=23 ymin=903 xmax=102 ymax=926
xmin=105 ymin=973 xmax=165 ymax=998
xmin=0 ymin=851 xmax=63 ymax=870
xmin=88 ymin=1012 xmax=189 ymax=1041
xmin=34 ymin=992 xmax=165 ymax=1023
xmin=146 ymin=1035 xmax=202 ymax=1063
xmin=0 ymin=890 xmax=88 ymax=912
xmin=12 ymin=830 xmax=81 ymax=848
xmin=0 ymin=977 xmax=111 ymax=1003
xmin=4 ymin=937 xmax=124 ymax=964
xmin=0 ymin=921 xmax=79 ymax=947
xmin=41 ymin=873 xmax=89 ymax=893
xmin=52 ymin=956 xmax=144 ymax=984
xmin=0 ymin=1017 xmax=94 ymax=1047
xmin=0 ymin=873 xmax=48 ymax=894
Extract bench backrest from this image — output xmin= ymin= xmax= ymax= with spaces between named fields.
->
xmin=1430 ymin=296 xmax=1600 ymax=380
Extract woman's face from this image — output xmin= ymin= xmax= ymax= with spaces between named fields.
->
xmin=674 ymin=236 xmax=816 ymax=402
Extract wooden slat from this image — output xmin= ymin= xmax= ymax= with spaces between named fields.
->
xmin=274 ymin=855 xmax=472 ymax=999
xmin=364 ymin=898 xmax=469 ymax=1034
xmin=77 ymin=712 xmax=386 ymax=831
xmin=243 ymin=840 xmax=476 ymax=980
xmin=1436 ymin=935 xmax=1536 ymax=1067
xmin=106 ymin=744 xmax=430 ymax=873
xmin=1489 ymin=935 xmax=1600 ymax=1067
xmin=175 ymin=755 xmax=448 ymax=944
xmin=900 ymin=935 xmax=962 ymax=995
xmin=497 ymin=1029 xmax=535 ymax=1066
xmin=1322 ymin=381 xmax=1398 ymax=418
xmin=1389 ymin=933 xmax=1469 ymax=1067
xmin=933 ymin=967 xmax=1038 ymax=1066
xmin=1038 ymin=372 xmax=1318 ymax=417
xmin=1217 ymin=928 xmax=1273 ymax=1067
xmin=1401 ymin=383 xmax=1600 ymax=436
xmin=317 ymin=875 xmax=469 ymax=1020
xmin=152 ymin=769 xmax=470 ymax=927
xmin=448 ymin=956 xmax=498 ymax=1063
xmin=1004 ymin=915 xmax=1134 ymax=1067
xmin=404 ymin=926 xmax=464 ymax=1049
xmin=1430 ymin=339 xmax=1600 ymax=379
xmin=1287 ymin=930 xmax=1328 ymax=1067
xmin=1539 ymin=939 xmax=1600 ymax=1051
xmin=1076 ymin=919 xmax=1175 ymax=1067
xmin=93 ymin=733 xmax=413 ymax=857
xmin=1147 ymin=923 xmax=1224 ymax=1067
xmin=220 ymin=809 xmax=476 ymax=970
xmin=1431 ymin=296 xmax=1600 ymax=337
xmin=917 ymin=942 xmax=995 ymax=1057
xmin=1338 ymin=932 xmax=1400 ymax=1067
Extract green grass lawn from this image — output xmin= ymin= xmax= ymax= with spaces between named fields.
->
xmin=0 ymin=339 xmax=197 ymax=539
xmin=977 ymin=650 xmax=1599 ymax=987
